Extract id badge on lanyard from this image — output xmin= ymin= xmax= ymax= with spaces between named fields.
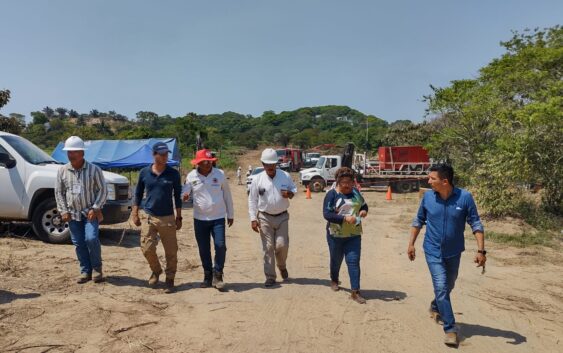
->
xmin=72 ymin=183 xmax=82 ymax=194
xmin=72 ymin=170 xmax=83 ymax=195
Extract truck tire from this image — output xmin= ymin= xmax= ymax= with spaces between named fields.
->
xmin=310 ymin=177 xmax=326 ymax=193
xmin=394 ymin=181 xmax=413 ymax=193
xmin=32 ymin=198 xmax=71 ymax=244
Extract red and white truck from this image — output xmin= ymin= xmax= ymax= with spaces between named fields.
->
xmin=275 ymin=148 xmax=304 ymax=172
xmin=300 ymin=144 xmax=434 ymax=193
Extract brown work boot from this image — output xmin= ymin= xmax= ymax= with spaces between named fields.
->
xmin=444 ymin=332 xmax=458 ymax=347
xmin=280 ymin=268 xmax=289 ymax=281
xmin=351 ymin=290 xmax=367 ymax=304
xmin=330 ymin=280 xmax=340 ymax=292
xmin=429 ymin=308 xmax=442 ymax=324
xmin=200 ymin=271 xmax=212 ymax=288
xmin=148 ymin=271 xmax=161 ymax=287
xmin=92 ymin=268 xmax=104 ymax=283
xmin=212 ymin=271 xmax=225 ymax=291
xmin=77 ymin=273 xmax=92 ymax=284
xmin=164 ymin=278 xmax=175 ymax=294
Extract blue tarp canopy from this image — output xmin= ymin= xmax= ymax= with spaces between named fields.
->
xmin=51 ymin=138 xmax=180 ymax=169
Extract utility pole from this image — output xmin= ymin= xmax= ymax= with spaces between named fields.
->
xmin=365 ymin=117 xmax=369 ymax=150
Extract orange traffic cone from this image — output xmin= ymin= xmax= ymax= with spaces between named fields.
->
xmin=306 ymin=185 xmax=312 ymax=199
xmin=386 ymin=185 xmax=393 ymax=201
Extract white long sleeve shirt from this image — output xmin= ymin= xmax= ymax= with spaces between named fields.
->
xmin=248 ymin=170 xmax=297 ymax=222
xmin=183 ymin=167 xmax=234 ymax=221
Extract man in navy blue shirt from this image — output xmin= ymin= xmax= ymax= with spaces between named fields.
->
xmin=132 ymin=142 xmax=183 ymax=293
xmin=407 ymin=164 xmax=486 ymax=347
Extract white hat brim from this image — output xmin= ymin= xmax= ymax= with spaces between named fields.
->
xmin=261 ymin=159 xmax=279 ymax=164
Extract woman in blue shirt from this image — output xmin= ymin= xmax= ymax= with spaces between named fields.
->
xmin=323 ymin=167 xmax=369 ymax=304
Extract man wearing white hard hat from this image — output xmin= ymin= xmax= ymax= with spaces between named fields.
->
xmin=55 ymin=136 xmax=108 ymax=284
xmin=248 ymin=148 xmax=297 ymax=287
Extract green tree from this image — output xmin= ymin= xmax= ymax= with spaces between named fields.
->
xmin=30 ymin=111 xmax=49 ymax=125
xmin=55 ymin=107 xmax=68 ymax=118
xmin=69 ymin=109 xmax=79 ymax=119
xmin=9 ymin=113 xmax=25 ymax=125
xmin=136 ymin=111 xmax=158 ymax=127
xmin=0 ymin=89 xmax=10 ymax=110
xmin=42 ymin=106 xmax=54 ymax=118
xmin=425 ymin=26 xmax=563 ymax=216
xmin=0 ymin=116 xmax=24 ymax=134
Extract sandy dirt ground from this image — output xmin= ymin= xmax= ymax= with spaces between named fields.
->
xmin=1 ymin=154 xmax=562 ymax=353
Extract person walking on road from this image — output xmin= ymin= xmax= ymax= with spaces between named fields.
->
xmin=132 ymin=142 xmax=183 ymax=294
xmin=237 ymin=166 xmax=243 ymax=185
xmin=55 ymin=136 xmax=108 ymax=284
xmin=323 ymin=167 xmax=368 ymax=304
xmin=407 ymin=164 xmax=486 ymax=347
xmin=182 ymin=149 xmax=234 ymax=291
xmin=248 ymin=148 xmax=297 ymax=287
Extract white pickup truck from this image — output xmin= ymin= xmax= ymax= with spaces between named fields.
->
xmin=0 ymin=131 xmax=131 ymax=243
xmin=300 ymin=143 xmax=430 ymax=193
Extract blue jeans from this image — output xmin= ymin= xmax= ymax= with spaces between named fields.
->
xmin=69 ymin=218 xmax=102 ymax=275
xmin=326 ymin=234 xmax=361 ymax=290
xmin=194 ymin=218 xmax=227 ymax=273
xmin=425 ymin=252 xmax=461 ymax=333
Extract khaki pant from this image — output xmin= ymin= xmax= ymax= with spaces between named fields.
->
xmin=140 ymin=212 xmax=178 ymax=279
xmin=258 ymin=212 xmax=289 ymax=280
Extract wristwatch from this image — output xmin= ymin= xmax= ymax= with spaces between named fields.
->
xmin=176 ymin=216 xmax=183 ymax=220
xmin=477 ymin=249 xmax=487 ymax=255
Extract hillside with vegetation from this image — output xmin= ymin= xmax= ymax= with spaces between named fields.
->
xmin=1 ymin=26 xmax=561 ymax=227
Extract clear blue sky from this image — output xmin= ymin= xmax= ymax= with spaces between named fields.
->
xmin=1 ymin=0 xmax=561 ymax=122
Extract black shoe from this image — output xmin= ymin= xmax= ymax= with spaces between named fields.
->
xmin=92 ymin=268 xmax=104 ymax=283
xmin=429 ymin=308 xmax=442 ymax=324
xmin=280 ymin=269 xmax=289 ymax=280
xmin=212 ymin=271 xmax=225 ymax=291
xmin=264 ymin=278 xmax=276 ymax=287
xmin=200 ymin=271 xmax=212 ymax=288
xmin=77 ymin=273 xmax=92 ymax=284
xmin=164 ymin=278 xmax=175 ymax=294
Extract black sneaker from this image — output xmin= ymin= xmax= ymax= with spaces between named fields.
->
xmin=264 ymin=278 xmax=276 ymax=287
xmin=200 ymin=271 xmax=212 ymax=288
xmin=212 ymin=271 xmax=225 ymax=291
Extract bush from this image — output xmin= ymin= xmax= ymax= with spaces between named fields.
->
xmin=487 ymin=231 xmax=560 ymax=249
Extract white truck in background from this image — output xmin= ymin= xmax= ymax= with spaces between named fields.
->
xmin=300 ymin=143 xmax=433 ymax=193
xmin=0 ymin=131 xmax=131 ymax=243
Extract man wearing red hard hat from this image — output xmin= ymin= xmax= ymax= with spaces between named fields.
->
xmin=183 ymin=149 xmax=234 ymax=290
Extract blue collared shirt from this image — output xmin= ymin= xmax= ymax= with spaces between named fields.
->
xmin=412 ymin=187 xmax=484 ymax=259
xmin=134 ymin=165 xmax=182 ymax=217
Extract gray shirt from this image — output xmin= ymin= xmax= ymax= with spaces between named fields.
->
xmin=55 ymin=160 xmax=108 ymax=221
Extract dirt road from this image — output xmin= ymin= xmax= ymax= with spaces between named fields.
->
xmin=1 ymin=170 xmax=562 ymax=353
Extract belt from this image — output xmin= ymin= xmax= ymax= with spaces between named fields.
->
xmin=260 ymin=210 xmax=288 ymax=217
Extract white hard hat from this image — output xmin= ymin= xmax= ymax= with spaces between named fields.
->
xmin=261 ymin=148 xmax=279 ymax=164
xmin=63 ymin=136 xmax=86 ymax=151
